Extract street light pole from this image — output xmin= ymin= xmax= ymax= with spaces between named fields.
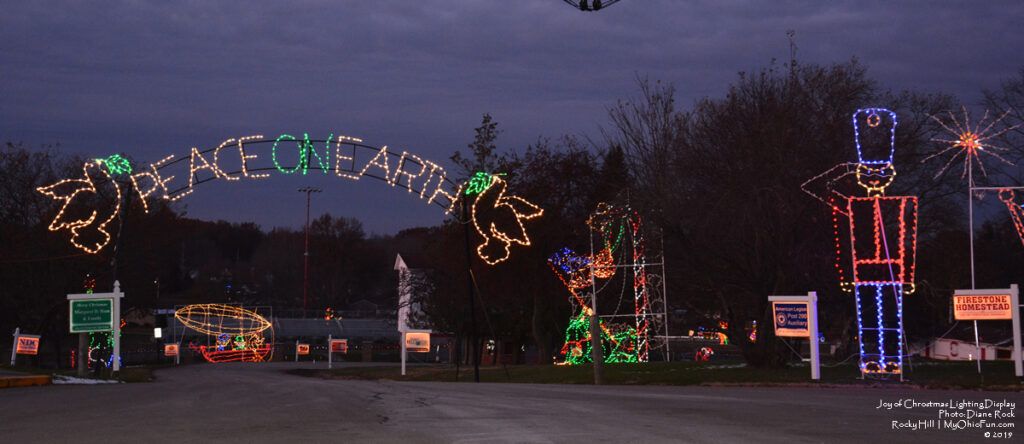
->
xmin=298 ymin=187 xmax=322 ymax=314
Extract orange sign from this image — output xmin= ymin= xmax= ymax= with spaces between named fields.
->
xmin=16 ymin=335 xmax=40 ymax=355
xmin=953 ymin=294 xmax=1013 ymax=320
xmin=405 ymin=332 xmax=430 ymax=353
xmin=330 ymin=339 xmax=348 ymax=353
xmin=297 ymin=343 xmax=311 ymax=355
xmin=164 ymin=343 xmax=179 ymax=356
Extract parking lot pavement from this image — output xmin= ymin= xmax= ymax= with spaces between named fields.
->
xmin=0 ymin=362 xmax=1019 ymax=443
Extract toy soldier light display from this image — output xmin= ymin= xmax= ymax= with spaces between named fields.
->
xmin=803 ymin=108 xmax=918 ymax=377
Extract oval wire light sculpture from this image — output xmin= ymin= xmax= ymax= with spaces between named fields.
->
xmin=175 ymin=304 xmax=275 ymax=363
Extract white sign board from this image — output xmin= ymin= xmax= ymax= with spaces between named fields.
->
xmin=772 ymin=302 xmax=810 ymax=338
xmin=953 ymin=293 xmax=1013 ymax=321
xmin=768 ymin=292 xmax=820 ymax=380
xmin=952 ymin=285 xmax=1021 ymax=377
xmin=67 ymin=281 xmax=124 ymax=372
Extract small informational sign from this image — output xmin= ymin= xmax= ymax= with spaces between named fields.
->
xmin=330 ymin=339 xmax=348 ymax=354
xmin=16 ymin=335 xmax=40 ymax=355
xmin=297 ymin=343 xmax=311 ymax=355
xmin=405 ymin=332 xmax=430 ymax=353
xmin=164 ymin=343 xmax=179 ymax=357
xmin=769 ymin=293 xmax=820 ymax=380
xmin=953 ymin=293 xmax=1013 ymax=320
xmin=67 ymin=283 xmax=124 ymax=372
xmin=69 ymin=299 xmax=114 ymax=333
xmin=952 ymin=285 xmax=1022 ymax=378
xmin=772 ymin=302 xmax=810 ymax=337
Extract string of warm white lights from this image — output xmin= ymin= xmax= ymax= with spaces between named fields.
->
xmin=468 ymin=174 xmax=543 ymax=265
xmin=36 ymin=160 xmax=123 ymax=254
xmin=37 ymin=133 xmax=487 ymax=254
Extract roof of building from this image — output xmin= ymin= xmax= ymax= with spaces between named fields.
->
xmin=170 ymin=317 xmax=399 ymax=341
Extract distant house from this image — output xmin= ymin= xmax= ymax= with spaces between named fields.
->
xmin=920 ymin=337 xmax=1014 ymax=361
xmin=394 ymin=253 xmax=432 ymax=332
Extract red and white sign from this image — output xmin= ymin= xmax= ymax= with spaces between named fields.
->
xmin=953 ymin=293 xmax=1013 ymax=320
xmin=164 ymin=343 xmax=179 ymax=357
xmin=297 ymin=343 xmax=311 ymax=355
xmin=15 ymin=335 xmax=40 ymax=355
xmin=330 ymin=339 xmax=348 ymax=354
xmin=405 ymin=332 xmax=430 ymax=353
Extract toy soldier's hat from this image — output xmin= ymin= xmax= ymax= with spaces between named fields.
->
xmin=852 ymin=108 xmax=897 ymax=166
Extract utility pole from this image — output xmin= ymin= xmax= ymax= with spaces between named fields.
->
xmin=461 ymin=198 xmax=480 ymax=382
xmin=298 ymin=187 xmax=322 ymax=314
xmin=588 ymin=223 xmax=604 ymax=384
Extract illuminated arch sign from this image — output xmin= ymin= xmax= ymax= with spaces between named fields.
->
xmin=36 ymin=132 xmax=542 ymax=264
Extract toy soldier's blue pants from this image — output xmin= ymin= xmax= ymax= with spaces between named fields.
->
xmin=855 ymin=283 xmax=904 ymax=373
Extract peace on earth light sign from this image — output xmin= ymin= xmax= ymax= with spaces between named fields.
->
xmin=36 ymin=132 xmax=543 ymax=265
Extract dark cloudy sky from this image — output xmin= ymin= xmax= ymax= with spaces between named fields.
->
xmin=3 ymin=1 xmax=1022 ymax=234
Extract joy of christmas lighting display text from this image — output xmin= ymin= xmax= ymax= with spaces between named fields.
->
xmin=803 ymin=108 xmax=919 ymax=377
xmin=36 ymin=134 xmax=544 ymax=265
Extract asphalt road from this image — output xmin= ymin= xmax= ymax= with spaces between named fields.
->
xmin=0 ymin=362 xmax=1020 ymax=443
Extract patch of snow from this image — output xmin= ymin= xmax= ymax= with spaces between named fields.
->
xmin=52 ymin=375 xmax=122 ymax=385
xmin=693 ymin=363 xmax=747 ymax=370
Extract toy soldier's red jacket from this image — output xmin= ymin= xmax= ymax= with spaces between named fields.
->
xmin=833 ymin=195 xmax=918 ymax=286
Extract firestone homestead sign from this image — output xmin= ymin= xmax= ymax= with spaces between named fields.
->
xmin=953 ymin=294 xmax=1013 ymax=320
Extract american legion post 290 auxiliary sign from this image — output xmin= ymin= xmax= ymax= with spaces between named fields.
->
xmin=768 ymin=292 xmax=821 ymax=380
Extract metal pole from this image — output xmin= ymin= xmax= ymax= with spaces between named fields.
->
xmin=808 ymin=292 xmax=820 ymax=380
xmin=112 ymin=281 xmax=121 ymax=373
xmin=77 ymin=333 xmax=88 ymax=376
xmin=401 ymin=332 xmax=407 ymax=376
xmin=969 ymin=162 xmax=976 ymax=290
xmin=328 ymin=334 xmax=332 ymax=370
xmin=661 ymin=234 xmax=670 ymax=362
xmin=968 ymin=162 xmax=982 ymax=374
xmin=588 ymin=222 xmax=604 ymax=385
xmin=10 ymin=327 xmax=18 ymax=366
xmin=303 ymin=191 xmax=311 ymax=312
xmin=298 ymin=187 xmax=321 ymax=314
xmin=460 ymin=199 xmax=480 ymax=383
xmin=1010 ymin=284 xmax=1022 ymax=377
